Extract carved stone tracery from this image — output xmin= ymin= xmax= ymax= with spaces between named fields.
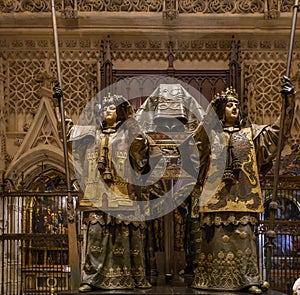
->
xmin=243 ymin=59 xmax=300 ymax=148
xmin=163 ymin=0 xmax=178 ymax=19
xmin=0 ymin=5 xmax=299 ymax=295
xmin=0 ymin=0 xmax=293 ymax=14
xmin=2 ymin=35 xmax=300 ymax=152
xmin=0 ymin=0 xmax=299 ymax=180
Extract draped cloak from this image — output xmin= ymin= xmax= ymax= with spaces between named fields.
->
xmin=191 ymin=121 xmax=280 ymax=291
xmin=69 ymin=123 xmax=151 ymax=289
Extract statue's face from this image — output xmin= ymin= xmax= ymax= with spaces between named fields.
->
xmin=103 ymin=104 xmax=117 ymax=126
xmin=224 ymin=101 xmax=239 ymax=126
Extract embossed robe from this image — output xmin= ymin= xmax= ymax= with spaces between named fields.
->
xmin=191 ymin=122 xmax=280 ymax=291
xmin=70 ymin=123 xmax=151 ymax=290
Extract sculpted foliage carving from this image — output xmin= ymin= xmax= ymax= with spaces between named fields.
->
xmin=0 ymin=0 xmax=293 ymax=13
xmin=0 ymin=0 xmax=163 ymax=12
xmin=178 ymin=0 xmax=265 ymax=14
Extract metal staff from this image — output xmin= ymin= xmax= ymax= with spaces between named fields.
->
xmin=265 ymin=0 xmax=299 ymax=282
xmin=50 ymin=0 xmax=81 ymax=290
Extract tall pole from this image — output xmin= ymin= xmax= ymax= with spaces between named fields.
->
xmin=265 ymin=0 xmax=298 ymax=282
xmin=50 ymin=0 xmax=81 ymax=291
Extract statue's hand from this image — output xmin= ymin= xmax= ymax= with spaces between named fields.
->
xmin=53 ymin=82 xmax=63 ymax=99
xmin=281 ymin=75 xmax=295 ymax=96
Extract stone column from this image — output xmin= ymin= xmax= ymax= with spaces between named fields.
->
xmin=0 ymin=56 xmax=6 ymax=176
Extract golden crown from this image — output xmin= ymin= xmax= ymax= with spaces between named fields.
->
xmin=103 ymin=93 xmax=125 ymax=105
xmin=95 ymin=93 xmax=129 ymax=115
xmin=213 ymin=86 xmax=239 ymax=102
xmin=225 ymin=86 xmax=238 ymax=99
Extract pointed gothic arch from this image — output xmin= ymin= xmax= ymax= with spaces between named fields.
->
xmin=5 ymin=95 xmax=75 ymax=187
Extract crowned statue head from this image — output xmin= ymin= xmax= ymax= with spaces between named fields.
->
xmin=95 ymin=93 xmax=133 ymax=128
xmin=212 ymin=86 xmax=243 ymax=128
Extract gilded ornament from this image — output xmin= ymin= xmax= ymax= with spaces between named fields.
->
xmin=200 ymin=253 xmax=206 ymax=260
xmin=239 ymin=231 xmax=247 ymax=239
xmin=90 ymin=246 xmax=103 ymax=254
xmin=130 ymin=249 xmax=140 ymax=256
xmin=226 ymin=252 xmax=235 ymax=260
xmin=236 ymin=250 xmax=243 ymax=257
xmin=222 ymin=235 xmax=230 ymax=243
xmin=218 ymin=251 xmax=225 ymax=259
xmin=245 ymin=248 xmax=252 ymax=256
xmin=113 ymin=248 xmax=125 ymax=256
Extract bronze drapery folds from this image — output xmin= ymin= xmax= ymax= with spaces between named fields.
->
xmin=190 ymin=84 xmax=295 ymax=293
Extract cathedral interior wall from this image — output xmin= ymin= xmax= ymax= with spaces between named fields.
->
xmin=0 ymin=1 xmax=299 ymax=293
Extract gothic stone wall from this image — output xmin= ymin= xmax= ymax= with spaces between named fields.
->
xmin=0 ymin=0 xmax=300 ymax=185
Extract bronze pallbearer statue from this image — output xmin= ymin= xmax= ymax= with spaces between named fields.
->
xmin=190 ymin=80 xmax=295 ymax=294
xmin=53 ymin=87 xmax=153 ymax=292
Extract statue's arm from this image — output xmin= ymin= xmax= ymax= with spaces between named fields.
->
xmin=52 ymin=83 xmax=96 ymax=164
xmin=253 ymin=76 xmax=296 ymax=174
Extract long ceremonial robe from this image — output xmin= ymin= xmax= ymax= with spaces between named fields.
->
xmin=70 ymin=123 xmax=151 ymax=290
xmin=191 ymin=122 xmax=279 ymax=291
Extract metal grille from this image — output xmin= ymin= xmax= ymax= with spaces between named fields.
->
xmin=258 ymin=181 xmax=300 ymax=295
xmin=0 ymin=169 xmax=81 ymax=295
xmin=1 ymin=233 xmax=69 ymax=295
xmin=1 ymin=178 xmax=299 ymax=294
xmin=0 ymin=192 xmax=76 ymax=295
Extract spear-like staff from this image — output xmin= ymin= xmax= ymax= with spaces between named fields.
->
xmin=265 ymin=0 xmax=298 ymax=282
xmin=50 ymin=0 xmax=81 ymax=290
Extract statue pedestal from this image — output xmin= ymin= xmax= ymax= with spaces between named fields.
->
xmin=58 ymin=275 xmax=287 ymax=295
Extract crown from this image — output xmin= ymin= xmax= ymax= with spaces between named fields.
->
xmin=213 ymin=86 xmax=239 ymax=102
xmin=225 ymin=86 xmax=238 ymax=100
xmin=102 ymin=93 xmax=125 ymax=106
xmin=94 ymin=93 xmax=128 ymax=115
